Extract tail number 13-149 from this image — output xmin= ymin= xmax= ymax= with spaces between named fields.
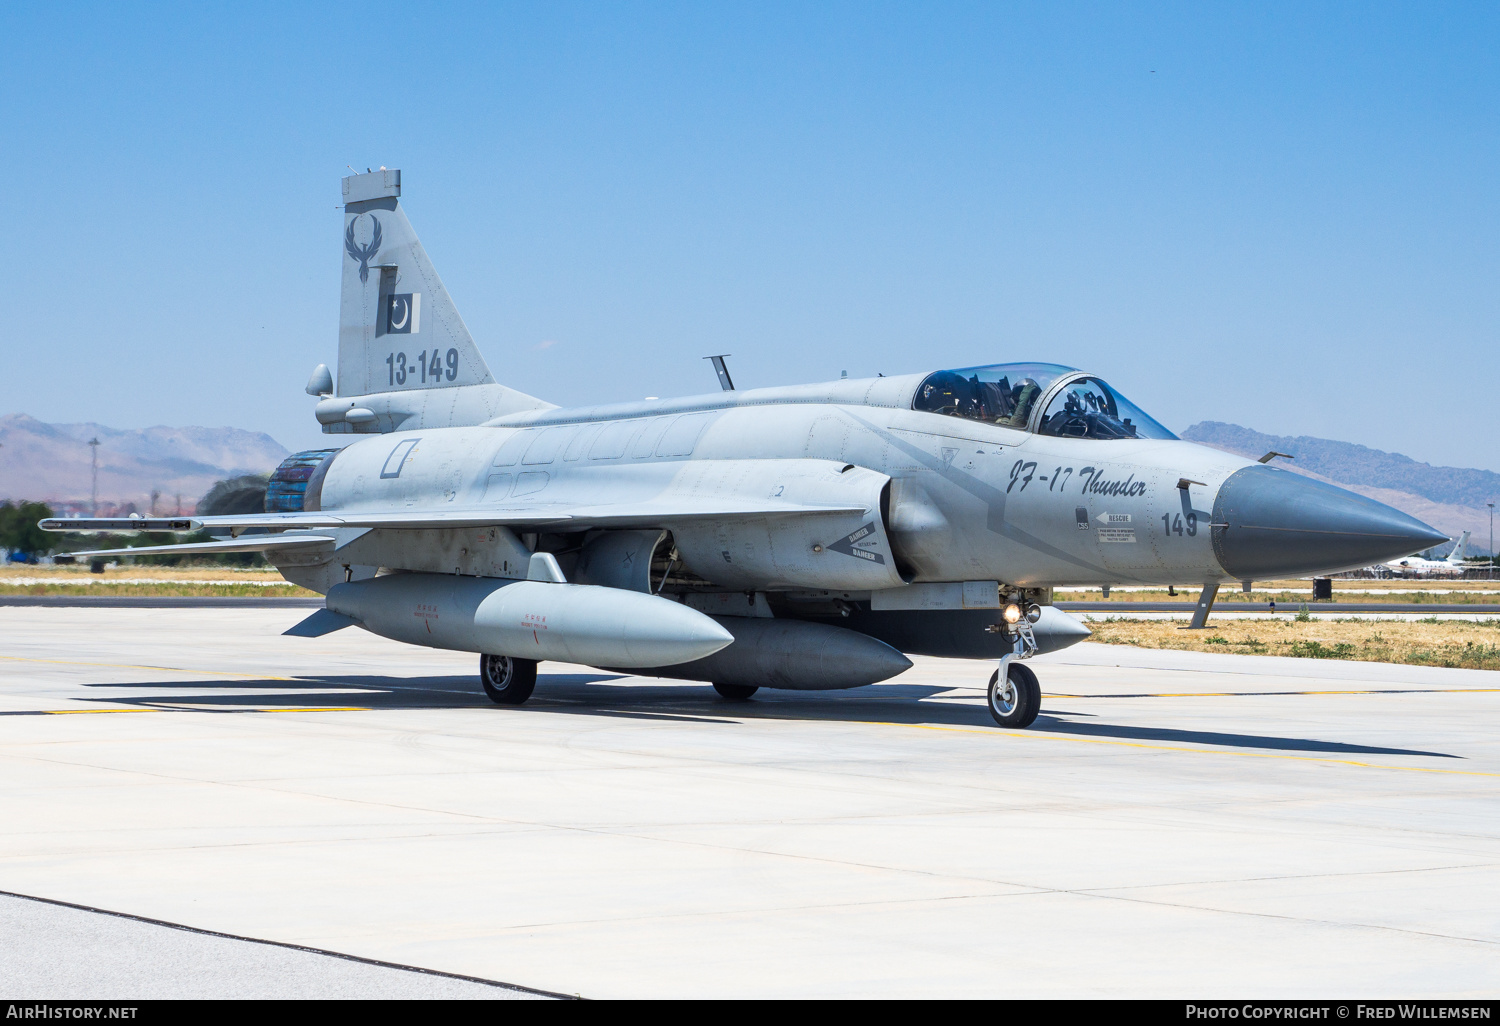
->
xmin=387 ymin=348 xmax=459 ymax=386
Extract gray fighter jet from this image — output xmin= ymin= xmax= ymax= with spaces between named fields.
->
xmin=44 ymin=169 xmax=1446 ymax=727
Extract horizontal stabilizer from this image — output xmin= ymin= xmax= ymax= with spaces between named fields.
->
xmin=60 ymin=535 xmax=338 ymax=558
xmin=283 ymin=608 xmax=361 ymax=638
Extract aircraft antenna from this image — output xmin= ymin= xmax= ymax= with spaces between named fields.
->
xmin=704 ymin=355 xmax=735 ymax=391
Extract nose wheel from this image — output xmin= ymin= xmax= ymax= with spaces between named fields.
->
xmin=480 ymin=654 xmax=538 ymax=705
xmin=988 ymin=661 xmax=1041 ymax=728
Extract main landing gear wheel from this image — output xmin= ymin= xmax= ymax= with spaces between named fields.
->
xmin=480 ymin=654 xmax=537 ymax=705
xmin=712 ymin=682 xmax=759 ymax=701
xmin=987 ymin=662 xmax=1041 ymax=728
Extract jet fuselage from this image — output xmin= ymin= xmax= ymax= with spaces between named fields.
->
xmin=298 ymin=369 xmax=1432 ymax=594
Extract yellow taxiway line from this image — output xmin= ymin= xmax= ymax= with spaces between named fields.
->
xmin=0 ymin=654 xmax=299 ymax=681
xmin=6 ymin=706 xmax=371 ymax=716
xmin=5 ymin=654 xmax=1497 ymax=778
xmin=37 ymin=708 xmax=155 ymax=715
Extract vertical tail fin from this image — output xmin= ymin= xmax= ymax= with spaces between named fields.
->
xmin=339 ymin=169 xmax=493 ymax=396
xmin=1449 ymin=531 xmax=1470 ymax=562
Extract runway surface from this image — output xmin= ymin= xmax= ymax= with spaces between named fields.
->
xmin=1 ymin=606 xmax=1497 ymax=998
xmin=0 ymin=891 xmax=549 ymax=999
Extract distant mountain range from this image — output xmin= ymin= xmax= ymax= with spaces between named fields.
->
xmin=0 ymin=414 xmax=289 ymax=514
xmin=1182 ymin=422 xmax=1497 ymax=555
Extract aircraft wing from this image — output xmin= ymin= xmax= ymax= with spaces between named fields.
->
xmin=40 ymin=498 xmax=865 ymax=537
xmin=42 ymin=511 xmax=572 ymax=534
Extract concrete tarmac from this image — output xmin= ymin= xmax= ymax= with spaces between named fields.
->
xmin=0 ymin=892 xmax=548 ymax=999
xmin=1 ymin=606 xmax=1497 ymax=998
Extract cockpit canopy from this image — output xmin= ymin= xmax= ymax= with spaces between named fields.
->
xmin=911 ymin=363 xmax=1176 ymax=440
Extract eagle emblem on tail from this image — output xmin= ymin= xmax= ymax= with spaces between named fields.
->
xmin=344 ymin=214 xmax=383 ymax=283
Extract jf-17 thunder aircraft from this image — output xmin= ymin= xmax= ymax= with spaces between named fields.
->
xmin=44 ymin=169 xmax=1448 ymax=727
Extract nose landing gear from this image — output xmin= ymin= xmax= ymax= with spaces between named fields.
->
xmin=987 ymin=596 xmax=1043 ymax=727
xmin=988 ymin=661 xmax=1041 ymax=728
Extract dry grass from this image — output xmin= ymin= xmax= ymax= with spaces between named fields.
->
xmin=0 ymin=565 xmax=316 ymax=597
xmin=0 ymin=581 xmax=317 ymax=597
xmin=0 ymin=565 xmax=287 ymax=582
xmin=1084 ymin=616 xmax=1500 ymax=670
xmin=1056 ymin=578 xmax=1500 ymax=604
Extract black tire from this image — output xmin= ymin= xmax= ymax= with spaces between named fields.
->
xmin=712 ymin=682 xmax=759 ymax=701
xmin=987 ymin=662 xmax=1041 ymax=728
xmin=480 ymin=654 xmax=537 ymax=705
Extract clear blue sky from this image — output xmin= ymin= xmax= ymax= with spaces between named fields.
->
xmin=3 ymin=2 xmax=1496 ymax=468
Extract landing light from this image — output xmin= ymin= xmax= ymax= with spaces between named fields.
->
xmin=1002 ymin=602 xmax=1023 ymax=624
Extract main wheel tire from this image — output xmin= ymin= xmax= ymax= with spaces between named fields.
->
xmin=987 ymin=662 xmax=1041 ymax=728
xmin=480 ymin=654 xmax=537 ymax=705
xmin=712 ymin=682 xmax=759 ymax=701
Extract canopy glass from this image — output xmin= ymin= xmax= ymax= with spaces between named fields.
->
xmin=911 ymin=363 xmax=1175 ymax=440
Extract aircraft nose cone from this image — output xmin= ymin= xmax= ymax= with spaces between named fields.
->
xmin=1211 ymin=465 xmax=1449 ymax=580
